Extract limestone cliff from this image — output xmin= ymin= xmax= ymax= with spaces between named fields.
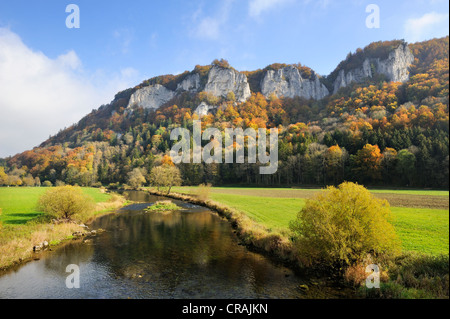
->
xmin=333 ymin=43 xmax=414 ymax=94
xmin=261 ymin=65 xmax=329 ymax=100
xmin=204 ymin=66 xmax=252 ymax=102
xmin=177 ymin=73 xmax=201 ymax=92
xmin=127 ymin=84 xmax=175 ymax=110
xmin=126 ymin=42 xmax=415 ymax=110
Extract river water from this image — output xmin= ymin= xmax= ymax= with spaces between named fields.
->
xmin=0 ymin=191 xmax=350 ymax=299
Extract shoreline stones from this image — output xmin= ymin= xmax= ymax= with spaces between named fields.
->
xmin=32 ymin=228 xmax=105 ymax=252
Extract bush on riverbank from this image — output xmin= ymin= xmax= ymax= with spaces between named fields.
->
xmin=289 ymin=182 xmax=400 ymax=268
xmin=37 ymin=186 xmax=94 ymax=220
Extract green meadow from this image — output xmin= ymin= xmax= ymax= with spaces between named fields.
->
xmin=0 ymin=187 xmax=111 ymax=225
xmin=173 ymin=186 xmax=449 ymax=256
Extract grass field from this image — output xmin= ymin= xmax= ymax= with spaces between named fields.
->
xmin=172 ymin=186 xmax=449 ymax=256
xmin=0 ymin=187 xmax=111 ymax=225
xmin=0 ymin=187 xmax=123 ymax=270
xmin=174 ymin=186 xmax=449 ymax=197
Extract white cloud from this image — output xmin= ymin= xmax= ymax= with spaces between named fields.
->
xmin=113 ymin=28 xmax=134 ymax=54
xmin=191 ymin=0 xmax=234 ymax=40
xmin=194 ymin=17 xmax=221 ymax=40
xmin=0 ymin=28 xmax=139 ymax=158
xmin=404 ymin=12 xmax=449 ymax=42
xmin=248 ymin=0 xmax=293 ymax=18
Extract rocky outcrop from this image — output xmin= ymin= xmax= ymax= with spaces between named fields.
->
xmin=261 ymin=65 xmax=329 ymax=100
xmin=177 ymin=73 xmax=201 ymax=92
xmin=204 ymin=66 xmax=251 ymax=102
xmin=333 ymin=43 xmax=414 ymax=94
xmin=126 ymin=43 xmax=414 ymax=110
xmin=194 ymin=102 xmax=217 ymax=117
xmin=127 ymin=84 xmax=176 ymax=109
xmin=376 ymin=44 xmax=415 ymax=83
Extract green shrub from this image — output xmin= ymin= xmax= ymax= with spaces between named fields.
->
xmin=42 ymin=180 xmax=53 ymax=187
xmin=145 ymin=200 xmax=181 ymax=212
xmin=37 ymin=186 xmax=94 ymax=220
xmin=385 ymin=253 xmax=449 ymax=298
xmin=289 ymin=182 xmax=400 ymax=267
xmin=361 ymin=282 xmax=437 ymax=299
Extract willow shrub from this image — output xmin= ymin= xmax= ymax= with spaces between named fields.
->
xmin=37 ymin=186 xmax=94 ymax=220
xmin=290 ymin=182 xmax=400 ymax=268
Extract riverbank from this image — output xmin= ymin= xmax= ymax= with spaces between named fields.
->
xmin=145 ymin=189 xmax=304 ymax=272
xmin=0 ymin=188 xmax=127 ymax=271
xmin=146 ymin=188 xmax=449 ymax=299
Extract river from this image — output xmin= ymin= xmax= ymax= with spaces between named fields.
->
xmin=0 ymin=191 xmax=351 ymax=299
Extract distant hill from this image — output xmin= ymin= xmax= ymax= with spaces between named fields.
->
xmin=1 ymin=37 xmax=448 ymax=188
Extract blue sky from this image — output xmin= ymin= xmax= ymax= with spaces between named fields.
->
xmin=0 ymin=0 xmax=449 ymax=157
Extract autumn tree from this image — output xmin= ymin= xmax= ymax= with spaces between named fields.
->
xmin=37 ymin=186 xmax=94 ymax=220
xmin=127 ymin=168 xmax=147 ymax=189
xmin=0 ymin=167 xmax=7 ymax=185
xmin=353 ymin=144 xmax=383 ymax=183
xmin=149 ymin=164 xmax=182 ymax=194
xmin=325 ymin=145 xmax=347 ymax=185
xmin=289 ymin=182 xmax=399 ymax=267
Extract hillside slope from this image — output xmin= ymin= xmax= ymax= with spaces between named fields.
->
xmin=1 ymin=37 xmax=448 ymax=188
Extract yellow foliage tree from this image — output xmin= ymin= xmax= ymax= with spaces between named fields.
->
xmin=37 ymin=186 xmax=94 ymax=220
xmin=290 ymin=182 xmax=400 ymax=267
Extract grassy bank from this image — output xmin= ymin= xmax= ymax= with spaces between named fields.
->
xmin=159 ymin=186 xmax=449 ymax=298
xmin=0 ymin=187 xmax=126 ymax=270
xmin=171 ymin=187 xmax=449 ymax=256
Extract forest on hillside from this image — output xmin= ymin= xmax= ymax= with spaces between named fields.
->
xmin=1 ymin=37 xmax=448 ymax=189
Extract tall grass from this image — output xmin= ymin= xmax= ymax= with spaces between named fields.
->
xmin=195 ymin=183 xmax=212 ymax=201
xmin=360 ymin=254 xmax=449 ymax=299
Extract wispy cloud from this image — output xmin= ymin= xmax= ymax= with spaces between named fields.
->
xmin=190 ymin=0 xmax=234 ymax=40
xmin=113 ymin=28 xmax=134 ymax=54
xmin=0 ymin=28 xmax=139 ymax=157
xmin=404 ymin=12 xmax=449 ymax=42
xmin=302 ymin=0 xmax=332 ymax=9
xmin=248 ymin=0 xmax=294 ymax=18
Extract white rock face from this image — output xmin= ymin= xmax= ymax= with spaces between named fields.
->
xmin=177 ymin=73 xmax=201 ymax=92
xmin=194 ymin=102 xmax=216 ymax=117
xmin=376 ymin=44 xmax=415 ymax=83
xmin=204 ymin=66 xmax=251 ymax=102
xmin=333 ymin=44 xmax=414 ymax=94
xmin=261 ymin=65 xmax=329 ymax=100
xmin=127 ymin=84 xmax=176 ymax=109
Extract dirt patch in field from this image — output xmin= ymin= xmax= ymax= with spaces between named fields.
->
xmin=373 ymin=193 xmax=449 ymax=209
xmin=210 ymin=188 xmax=319 ymax=199
xmin=208 ymin=188 xmax=449 ymax=210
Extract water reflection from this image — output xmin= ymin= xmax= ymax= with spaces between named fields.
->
xmin=0 ymin=192 xmax=320 ymax=299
